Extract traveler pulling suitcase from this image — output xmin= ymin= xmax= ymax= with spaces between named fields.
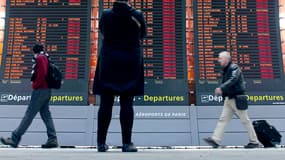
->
xmin=252 ymin=120 xmax=282 ymax=147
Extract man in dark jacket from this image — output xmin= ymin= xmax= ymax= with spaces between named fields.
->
xmin=204 ymin=51 xmax=259 ymax=148
xmin=93 ymin=0 xmax=146 ymax=152
xmin=0 ymin=44 xmax=58 ymax=148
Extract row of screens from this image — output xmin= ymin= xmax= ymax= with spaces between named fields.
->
xmin=0 ymin=0 xmax=188 ymax=105
xmin=194 ymin=0 xmax=285 ymax=105
xmin=0 ymin=0 xmax=284 ymax=105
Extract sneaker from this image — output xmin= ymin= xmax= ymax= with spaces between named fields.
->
xmin=0 ymin=137 xmax=18 ymax=148
xmin=244 ymin=142 xmax=259 ymax=148
xmin=203 ymin=137 xmax=220 ymax=148
xmin=122 ymin=142 xmax=138 ymax=152
xmin=97 ymin=144 xmax=109 ymax=152
xmin=41 ymin=141 xmax=58 ymax=148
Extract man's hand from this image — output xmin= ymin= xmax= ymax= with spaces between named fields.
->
xmin=215 ymin=88 xmax=222 ymax=95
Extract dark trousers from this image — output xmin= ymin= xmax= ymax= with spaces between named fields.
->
xmin=97 ymin=93 xmax=134 ymax=144
xmin=12 ymin=89 xmax=57 ymax=145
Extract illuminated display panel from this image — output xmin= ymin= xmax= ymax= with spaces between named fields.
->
xmin=0 ymin=0 xmax=90 ymax=105
xmin=0 ymin=0 xmax=5 ymax=66
xmin=186 ymin=0 xmax=195 ymax=104
xmin=98 ymin=0 xmax=188 ymax=105
xmin=194 ymin=0 xmax=285 ymax=105
xmin=88 ymin=0 xmax=99 ymax=105
xmin=280 ymin=0 xmax=285 ymax=74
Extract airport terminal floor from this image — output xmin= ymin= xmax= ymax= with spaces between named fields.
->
xmin=0 ymin=145 xmax=285 ymax=160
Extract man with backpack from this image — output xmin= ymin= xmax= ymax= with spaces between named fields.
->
xmin=0 ymin=44 xmax=58 ymax=148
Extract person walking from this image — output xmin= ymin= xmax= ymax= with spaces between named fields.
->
xmin=204 ymin=51 xmax=259 ymax=148
xmin=93 ymin=0 xmax=146 ymax=152
xmin=0 ymin=44 xmax=58 ymax=148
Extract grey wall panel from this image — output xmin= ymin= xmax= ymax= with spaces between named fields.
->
xmin=196 ymin=106 xmax=223 ymax=118
xmin=133 ymin=120 xmax=191 ymax=132
xmin=50 ymin=106 xmax=95 ymax=119
xmin=25 ymin=133 xmax=87 ymax=146
xmin=198 ymin=119 xmax=252 ymax=132
xmin=94 ymin=133 xmax=192 ymax=146
xmin=246 ymin=106 xmax=285 ymax=118
xmin=196 ymin=105 xmax=285 ymax=146
xmin=189 ymin=106 xmax=199 ymax=145
xmin=0 ymin=105 xmax=95 ymax=118
xmin=56 ymin=133 xmax=90 ymax=146
xmin=197 ymin=105 xmax=285 ymax=119
xmin=91 ymin=106 xmax=192 ymax=146
xmin=134 ymin=106 xmax=190 ymax=119
xmin=0 ymin=105 xmax=95 ymax=146
xmin=14 ymin=133 xmax=48 ymax=146
xmin=0 ymin=119 xmax=22 ymax=131
xmin=1 ymin=105 xmax=285 ymax=146
xmin=93 ymin=105 xmax=191 ymax=119
xmin=0 ymin=119 xmax=88 ymax=132
xmin=93 ymin=119 xmax=191 ymax=133
xmin=198 ymin=118 xmax=285 ymax=132
xmin=53 ymin=119 xmax=88 ymax=132
xmin=0 ymin=106 xmax=29 ymax=118
xmin=0 ymin=132 xmax=88 ymax=146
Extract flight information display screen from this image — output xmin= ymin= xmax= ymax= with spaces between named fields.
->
xmin=194 ymin=0 xmax=285 ymax=105
xmin=0 ymin=0 xmax=90 ymax=105
xmin=99 ymin=0 xmax=188 ymax=105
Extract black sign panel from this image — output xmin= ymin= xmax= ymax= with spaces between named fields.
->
xmin=99 ymin=0 xmax=188 ymax=105
xmin=0 ymin=0 xmax=90 ymax=105
xmin=194 ymin=0 xmax=285 ymax=105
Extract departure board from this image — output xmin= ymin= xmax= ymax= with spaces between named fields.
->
xmin=0 ymin=0 xmax=90 ymax=105
xmin=194 ymin=0 xmax=285 ymax=105
xmin=99 ymin=0 xmax=188 ymax=105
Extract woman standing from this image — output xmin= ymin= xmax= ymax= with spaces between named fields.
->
xmin=93 ymin=0 xmax=146 ymax=152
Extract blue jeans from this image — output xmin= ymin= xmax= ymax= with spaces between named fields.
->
xmin=12 ymin=89 xmax=57 ymax=145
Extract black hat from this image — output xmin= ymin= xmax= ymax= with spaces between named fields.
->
xmin=32 ymin=44 xmax=44 ymax=53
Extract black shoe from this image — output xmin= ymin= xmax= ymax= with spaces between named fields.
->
xmin=0 ymin=137 xmax=18 ymax=148
xmin=244 ymin=142 xmax=259 ymax=148
xmin=122 ymin=143 xmax=138 ymax=152
xmin=97 ymin=144 xmax=109 ymax=152
xmin=41 ymin=141 xmax=58 ymax=148
xmin=203 ymin=137 xmax=220 ymax=148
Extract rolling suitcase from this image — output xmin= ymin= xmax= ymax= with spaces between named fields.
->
xmin=252 ymin=120 xmax=282 ymax=147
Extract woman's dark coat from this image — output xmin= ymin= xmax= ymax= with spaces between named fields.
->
xmin=93 ymin=2 xmax=146 ymax=96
